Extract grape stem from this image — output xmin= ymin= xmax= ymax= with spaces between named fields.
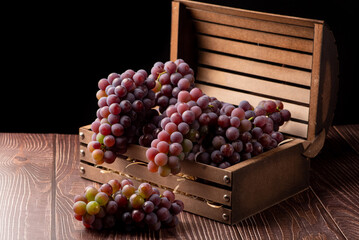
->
xmin=156 ymin=71 xmax=167 ymax=81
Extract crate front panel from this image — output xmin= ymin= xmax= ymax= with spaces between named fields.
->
xmin=171 ymin=0 xmax=329 ymax=140
xmin=79 ymin=125 xmax=309 ymax=224
xmin=79 ymin=162 xmax=232 ymax=223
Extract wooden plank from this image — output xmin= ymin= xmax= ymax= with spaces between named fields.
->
xmin=310 ymin=126 xmax=359 ymax=239
xmin=195 ymin=83 xmax=310 ymax=122
xmin=235 ymin=189 xmax=347 ymax=239
xmin=194 ymin=20 xmax=314 ymax=53
xmin=0 ymin=133 xmax=54 ymax=240
xmin=307 ymin=23 xmax=324 ymax=142
xmin=279 ymin=121 xmax=308 ymax=139
xmin=196 ymin=67 xmax=311 ymax=104
xmin=177 ymin=0 xmax=324 ymax=27
xmin=198 ymin=51 xmax=312 ymax=86
xmin=230 ymin=139 xmax=309 ymax=222
xmin=189 ymin=7 xmax=314 ymax=39
xmin=170 ymin=1 xmax=180 ymax=61
xmin=197 ymin=34 xmax=313 ymax=69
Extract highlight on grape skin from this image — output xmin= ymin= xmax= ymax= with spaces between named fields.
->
xmin=72 ymin=179 xmax=184 ymax=231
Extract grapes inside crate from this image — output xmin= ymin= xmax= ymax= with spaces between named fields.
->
xmin=78 ymin=0 xmax=338 ymax=224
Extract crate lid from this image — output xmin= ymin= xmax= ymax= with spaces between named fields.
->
xmin=170 ymin=0 xmax=339 ymax=155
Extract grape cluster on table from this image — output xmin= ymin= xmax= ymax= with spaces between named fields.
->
xmin=86 ymin=59 xmax=292 ymax=177
xmin=73 ymin=179 xmax=184 ymax=231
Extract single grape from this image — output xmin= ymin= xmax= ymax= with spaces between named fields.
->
xmin=106 ymin=200 xmax=118 ymax=215
xmin=142 ymin=201 xmax=155 ymax=213
xmin=73 ymin=201 xmax=87 ymax=216
xmin=226 ymin=127 xmax=240 ymax=141
xmin=122 ymin=184 xmax=136 ymax=198
xmin=138 ymin=183 xmax=153 ymax=199
xmin=158 ymin=165 xmax=171 ymax=177
xmin=220 ymin=144 xmax=234 ymax=157
xmin=95 ymin=192 xmax=109 ymax=206
xmin=129 ymin=193 xmax=145 ymax=209
xmin=86 ymin=201 xmax=100 ymax=215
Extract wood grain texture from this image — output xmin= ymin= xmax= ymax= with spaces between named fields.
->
xmin=310 ymin=126 xmax=359 ymax=239
xmin=0 ymin=133 xmax=54 ymax=240
xmin=1 ymin=127 xmax=358 ymax=239
xmin=334 ymin=125 xmax=359 ymax=154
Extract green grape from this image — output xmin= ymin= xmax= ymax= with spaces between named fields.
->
xmin=122 ymin=184 xmax=136 ymax=198
xmin=96 ymin=133 xmax=105 ymax=144
xmin=138 ymin=183 xmax=153 ymax=199
xmin=158 ymin=165 xmax=171 ymax=177
xmin=95 ymin=192 xmax=109 ymax=206
xmin=86 ymin=201 xmax=100 ymax=215
xmin=129 ymin=193 xmax=145 ymax=209
xmin=85 ymin=186 xmax=98 ymax=202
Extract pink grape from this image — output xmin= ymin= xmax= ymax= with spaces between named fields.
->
xmin=154 ymin=153 xmax=168 ymax=166
xmin=157 ymin=141 xmax=170 ymax=154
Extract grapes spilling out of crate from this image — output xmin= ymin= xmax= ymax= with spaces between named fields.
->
xmin=88 ymin=59 xmax=291 ymax=176
xmin=73 ymin=179 xmax=184 ymax=231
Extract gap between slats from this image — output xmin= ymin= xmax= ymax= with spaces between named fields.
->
xmin=196 ymin=67 xmax=310 ymax=104
xmin=188 ymin=7 xmax=314 ymax=39
xmin=193 ymin=20 xmax=314 ymax=53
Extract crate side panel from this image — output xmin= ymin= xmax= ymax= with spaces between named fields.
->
xmin=230 ymin=140 xmax=309 ymax=223
xmin=196 ymin=66 xmax=311 ymax=104
xmin=198 ymin=51 xmax=311 ymax=87
xmin=79 ymin=162 xmax=232 ymax=224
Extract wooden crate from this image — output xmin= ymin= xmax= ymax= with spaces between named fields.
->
xmin=78 ymin=0 xmax=338 ymax=224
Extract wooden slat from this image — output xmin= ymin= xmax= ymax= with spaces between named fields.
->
xmin=198 ymin=51 xmax=312 ymax=86
xmin=189 ymin=8 xmax=314 ymax=39
xmin=178 ymin=0 xmax=324 ymax=27
xmin=194 ymin=20 xmax=314 ymax=53
xmin=196 ymin=67 xmax=311 ymax=104
xmin=197 ymin=34 xmax=313 ymax=69
xmin=279 ymin=121 xmax=308 ymax=139
xmin=170 ymin=1 xmax=181 ymax=61
xmin=307 ymin=24 xmax=324 ymax=142
xmin=196 ymin=83 xmax=310 ymax=122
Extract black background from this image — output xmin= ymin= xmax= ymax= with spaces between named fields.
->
xmin=1 ymin=0 xmax=357 ymax=134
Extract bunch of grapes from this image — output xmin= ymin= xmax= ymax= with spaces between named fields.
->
xmin=146 ymin=84 xmax=292 ymax=173
xmin=145 ymin=87 xmax=223 ymax=176
xmin=195 ymin=99 xmax=291 ymax=168
xmin=88 ymin=69 xmax=158 ymax=164
xmin=150 ymin=60 xmax=195 ymax=114
xmin=72 ymin=179 xmax=184 ymax=231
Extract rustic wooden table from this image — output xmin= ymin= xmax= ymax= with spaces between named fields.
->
xmin=0 ymin=125 xmax=358 ymax=240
